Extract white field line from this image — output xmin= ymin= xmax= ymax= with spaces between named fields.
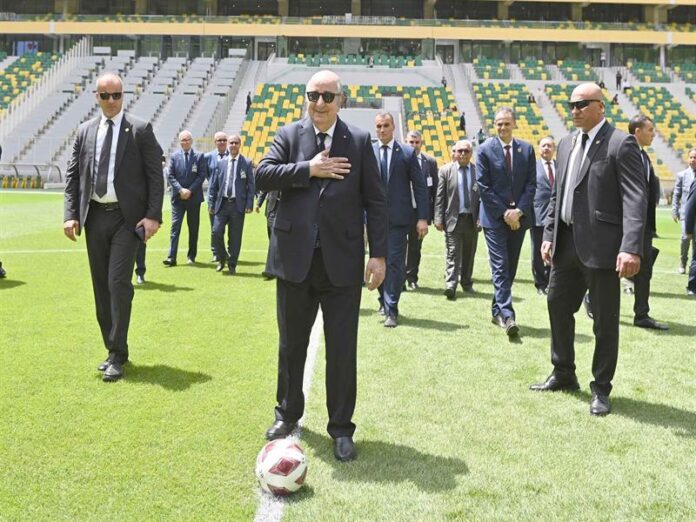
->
xmin=253 ymin=310 xmax=323 ymax=522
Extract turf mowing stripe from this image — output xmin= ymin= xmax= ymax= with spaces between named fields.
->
xmin=253 ymin=311 xmax=323 ymax=522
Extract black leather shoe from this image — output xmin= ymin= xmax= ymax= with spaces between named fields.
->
xmin=265 ymin=420 xmax=297 ymax=440
xmin=583 ymin=294 xmax=593 ymax=320
xmin=537 ymin=287 xmax=548 ymax=295
xmin=225 ymin=268 xmax=236 ymax=276
xmin=216 ymin=262 xmax=224 ymax=272
xmin=384 ymin=314 xmax=398 ymax=328
xmin=530 ymin=374 xmax=580 ymax=392
xmin=491 ymin=315 xmax=505 ymax=328
xmin=633 ymin=316 xmax=669 ymax=330
xmin=505 ymin=318 xmax=519 ymax=337
xmin=163 ymin=258 xmax=176 ymax=267
xmin=333 ymin=436 xmax=356 ymax=462
xmin=102 ymin=362 xmax=124 ymax=382
xmin=590 ymin=392 xmax=611 ymax=416
xmin=377 ymin=305 xmax=385 ymax=316
xmin=462 ymin=285 xmax=474 ymax=293
xmin=187 ymin=257 xmax=195 ymax=265
xmin=97 ymin=359 xmax=111 ymax=372
xmin=444 ymin=287 xmax=456 ymax=300
xmin=136 ymin=275 xmax=145 ymax=285
xmin=408 ymin=281 xmax=419 ymax=290
xmin=0 ymin=262 xmax=6 ymax=278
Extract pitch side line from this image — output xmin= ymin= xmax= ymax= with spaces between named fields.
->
xmin=253 ymin=311 xmax=323 ymax=522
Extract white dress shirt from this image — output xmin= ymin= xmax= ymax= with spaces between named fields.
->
xmin=92 ymin=109 xmax=124 ymax=203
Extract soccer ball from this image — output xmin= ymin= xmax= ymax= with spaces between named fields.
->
xmin=255 ymin=438 xmax=308 ymax=496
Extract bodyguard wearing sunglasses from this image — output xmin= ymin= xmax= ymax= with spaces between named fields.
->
xmin=530 ymin=82 xmax=647 ymax=417
xmin=63 ymin=73 xmax=164 ymax=382
xmin=256 ymin=70 xmax=388 ymax=462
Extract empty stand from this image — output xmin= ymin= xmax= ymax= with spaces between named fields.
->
xmin=473 ymin=82 xmax=549 ymax=145
xmin=0 ymin=52 xmax=60 ymax=111
xmin=473 ymin=58 xmax=509 ymax=80
xmin=627 ymin=61 xmax=671 ymax=83
xmin=558 ymin=60 xmax=598 ymax=82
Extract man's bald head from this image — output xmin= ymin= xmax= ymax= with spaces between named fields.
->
xmin=306 ymin=70 xmax=343 ymax=132
xmin=570 ymin=82 xmax=605 ymax=132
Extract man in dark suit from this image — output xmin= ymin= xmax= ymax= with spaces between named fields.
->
xmin=205 ymin=131 xmax=228 ymax=262
xmin=683 ymin=164 xmax=696 ymax=296
xmin=256 ymin=189 xmax=280 ymax=279
xmin=63 ymin=73 xmax=164 ymax=382
xmin=476 ymin=107 xmax=536 ymax=337
xmin=530 ymin=82 xmax=647 ymax=416
xmin=207 ymin=134 xmax=255 ymax=275
xmin=163 ymin=130 xmax=207 ymax=266
xmin=256 ymin=70 xmax=388 ymax=461
xmin=627 ymin=115 xmax=667 ymax=330
xmin=374 ymin=112 xmax=429 ymax=328
xmin=434 ymin=139 xmax=480 ymax=299
xmin=405 ymin=129 xmax=438 ymax=290
xmin=530 ymin=136 xmax=556 ymax=295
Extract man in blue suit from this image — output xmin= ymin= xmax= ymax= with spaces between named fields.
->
xmin=164 ymin=130 xmax=207 ymax=266
xmin=208 ymin=134 xmax=255 ymax=275
xmin=205 ymin=131 xmax=228 ymax=262
xmin=476 ymin=107 xmax=536 ymax=336
xmin=374 ymin=112 xmax=429 ymax=328
xmin=530 ymin=136 xmax=556 ymax=295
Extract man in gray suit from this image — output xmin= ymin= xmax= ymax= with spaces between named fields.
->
xmin=434 ymin=139 xmax=480 ymax=299
xmin=63 ymin=73 xmax=164 ymax=382
xmin=530 ymin=136 xmax=556 ymax=294
xmin=672 ymin=148 xmax=696 ymax=274
xmin=530 ymin=83 xmax=647 ymax=416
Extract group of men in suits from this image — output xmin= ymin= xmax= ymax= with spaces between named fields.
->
xmin=672 ymin=148 xmax=696 ymax=294
xmin=162 ymin=129 xmax=255 ymax=275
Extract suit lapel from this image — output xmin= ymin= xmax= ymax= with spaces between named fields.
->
xmin=86 ymin=118 xmax=100 ymax=172
xmin=557 ymin=133 xmax=576 ymax=192
xmin=450 ymin=163 xmax=460 ymax=208
xmin=114 ymin=115 xmax=131 ymax=178
xmin=300 ymin=119 xmax=317 ymax=162
xmin=575 ymin=122 xmax=611 ymax=188
xmin=321 ymin=119 xmax=350 ymax=195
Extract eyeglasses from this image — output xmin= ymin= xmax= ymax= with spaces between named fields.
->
xmin=567 ymin=99 xmax=601 ymax=110
xmin=215 ymin=138 xmax=227 ymax=142
xmin=97 ymin=92 xmax=122 ymax=100
xmin=454 ymin=148 xmax=472 ymax=153
xmin=306 ymin=91 xmax=339 ymax=103
xmin=228 ymin=141 xmax=241 ymax=145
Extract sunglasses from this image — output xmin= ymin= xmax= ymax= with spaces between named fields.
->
xmin=98 ymin=92 xmax=122 ymax=100
xmin=306 ymin=91 xmax=339 ymax=103
xmin=567 ymin=99 xmax=600 ymax=110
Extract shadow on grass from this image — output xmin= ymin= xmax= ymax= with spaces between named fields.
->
xmin=237 ymin=259 xmax=265 ymax=267
xmin=650 ymin=291 xmax=696 ymax=301
xmin=301 ymin=428 xmax=468 ymax=492
xmin=0 ymin=279 xmax=26 ymax=289
xmin=619 ymin=320 xmax=695 ymax=337
xmin=517 ymin=324 xmax=592 ymax=344
xmin=358 ymin=309 xmax=468 ymax=331
xmin=408 ymin=285 xmax=494 ymax=300
xmin=124 ymin=364 xmax=211 ymax=391
xmin=572 ymin=391 xmax=695 ymax=438
xmin=135 ymin=281 xmax=195 ymax=292
xmin=232 ymin=272 xmax=264 ymax=279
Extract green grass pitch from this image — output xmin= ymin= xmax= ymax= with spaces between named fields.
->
xmin=0 ymin=191 xmax=694 ymax=520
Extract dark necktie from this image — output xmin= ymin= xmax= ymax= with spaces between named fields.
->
xmin=546 ymin=161 xmax=554 ymax=188
xmin=504 ymin=144 xmax=512 ymax=178
xmin=225 ymin=158 xmax=236 ymax=198
xmin=95 ymin=119 xmax=113 ymax=198
xmin=641 ymin=150 xmax=651 ymax=181
xmin=461 ymin=166 xmax=471 ymax=210
xmin=316 ymin=132 xmax=327 ymax=156
xmin=380 ymin=145 xmax=389 ymax=186
xmin=184 ymin=151 xmax=190 ymax=170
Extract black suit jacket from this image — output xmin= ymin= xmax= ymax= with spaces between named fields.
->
xmin=684 ymin=179 xmax=696 ymax=236
xmin=642 ymin=151 xmax=661 ymax=235
xmin=255 ymin=117 xmax=388 ymax=286
xmin=419 ymin=153 xmax=439 ymax=223
xmin=543 ymin=122 xmax=647 ymax=269
xmin=64 ymin=113 xmax=164 ymax=233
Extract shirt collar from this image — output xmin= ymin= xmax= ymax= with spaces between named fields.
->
xmin=100 ymin=109 xmax=123 ymax=127
xmin=313 ymin=120 xmax=337 ymax=139
xmin=583 ymin=118 xmax=606 ymax=143
xmin=498 ymin=137 xmax=514 ymax=149
xmin=379 ymin=138 xmax=395 ymax=150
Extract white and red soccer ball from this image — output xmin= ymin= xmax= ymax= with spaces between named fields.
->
xmin=255 ymin=438 xmax=308 ymax=496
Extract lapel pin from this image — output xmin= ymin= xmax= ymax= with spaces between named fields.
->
xmin=125 ymin=127 xmax=130 ymax=133
xmin=517 ymin=147 xmax=522 ymax=153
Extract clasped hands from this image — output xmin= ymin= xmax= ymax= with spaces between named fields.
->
xmin=503 ymin=209 xmax=522 ymax=231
